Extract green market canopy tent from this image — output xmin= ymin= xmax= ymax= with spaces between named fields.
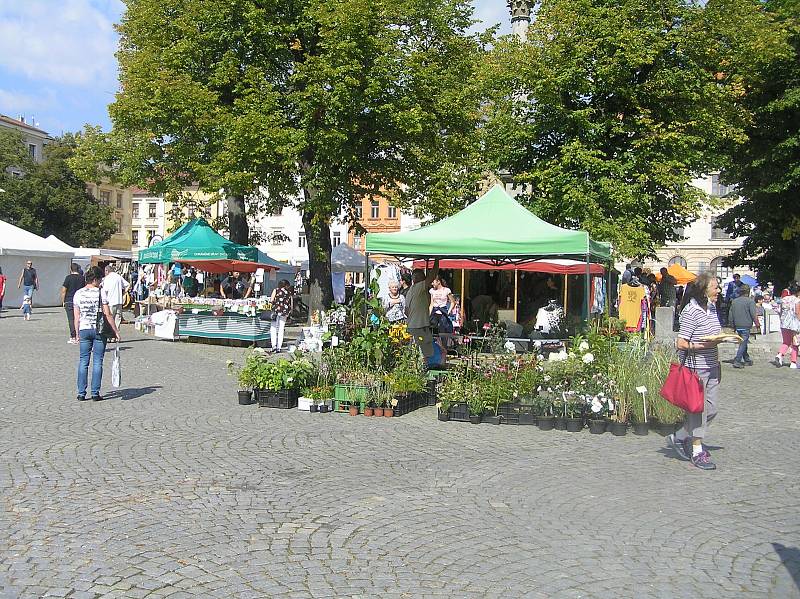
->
xmin=365 ymin=184 xmax=611 ymax=320
xmin=138 ymin=218 xmax=277 ymax=273
xmin=365 ymin=184 xmax=611 ymax=263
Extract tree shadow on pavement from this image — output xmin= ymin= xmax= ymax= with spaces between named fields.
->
xmin=773 ymin=543 xmax=800 ymax=592
xmin=104 ymin=386 xmax=162 ymax=401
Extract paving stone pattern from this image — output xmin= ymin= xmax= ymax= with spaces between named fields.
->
xmin=1 ymin=308 xmax=799 ymax=598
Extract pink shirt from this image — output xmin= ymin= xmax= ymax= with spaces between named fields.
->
xmin=429 ymin=286 xmax=451 ymax=308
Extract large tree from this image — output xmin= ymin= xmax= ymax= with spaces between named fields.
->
xmin=716 ymin=0 xmax=800 ymax=286
xmin=480 ymin=0 xmax=782 ymax=259
xmin=74 ymin=0 xmax=487 ymax=308
xmin=0 ymin=130 xmax=116 ymax=247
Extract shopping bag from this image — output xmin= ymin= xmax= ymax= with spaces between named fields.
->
xmin=111 ymin=345 xmax=121 ymax=388
xmin=659 ymin=362 xmax=704 ymax=413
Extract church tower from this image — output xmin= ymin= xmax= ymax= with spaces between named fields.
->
xmin=507 ymin=0 xmax=533 ymax=41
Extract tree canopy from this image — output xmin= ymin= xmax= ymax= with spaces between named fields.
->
xmin=74 ymin=0 xmax=488 ymax=306
xmin=717 ymin=0 xmax=800 ymax=285
xmin=0 ymin=130 xmax=117 ymax=247
xmin=479 ymin=0 xmax=784 ymax=259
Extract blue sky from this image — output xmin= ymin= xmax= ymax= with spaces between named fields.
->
xmin=0 ymin=0 xmax=511 ymax=136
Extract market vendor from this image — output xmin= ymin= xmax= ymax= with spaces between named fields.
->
xmin=405 ymin=259 xmax=439 ymax=359
xmin=220 ymin=272 xmax=253 ymax=300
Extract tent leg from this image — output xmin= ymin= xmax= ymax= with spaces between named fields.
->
xmin=364 ymin=252 xmax=369 ymax=325
xmin=584 ymin=253 xmax=590 ymax=325
xmin=514 ymin=269 xmax=518 ymax=324
xmin=606 ymin=261 xmax=612 ymax=318
xmin=564 ymin=274 xmax=568 ymax=315
xmin=461 ymin=268 xmax=466 ymax=330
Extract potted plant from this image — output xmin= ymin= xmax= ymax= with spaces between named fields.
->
xmin=564 ymin=392 xmax=584 ymax=432
xmin=437 ymin=393 xmax=451 ymax=421
xmin=532 ymin=392 xmax=554 ymax=430
xmin=467 ymin=395 xmax=485 ymax=425
xmin=255 ymin=357 xmax=315 ymax=409
xmin=227 ymin=354 xmax=259 ymax=405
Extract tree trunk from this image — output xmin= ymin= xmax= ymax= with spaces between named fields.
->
xmin=227 ymin=195 xmax=248 ymax=244
xmin=302 ymin=208 xmax=334 ymax=312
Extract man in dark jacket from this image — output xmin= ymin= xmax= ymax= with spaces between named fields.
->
xmin=729 ymin=284 xmax=759 ymax=368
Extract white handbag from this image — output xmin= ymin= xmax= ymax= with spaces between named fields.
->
xmin=111 ymin=345 xmax=121 ymax=388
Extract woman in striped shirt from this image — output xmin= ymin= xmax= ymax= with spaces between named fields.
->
xmin=667 ymin=272 xmax=724 ymax=470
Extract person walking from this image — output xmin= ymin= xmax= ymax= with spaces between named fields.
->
xmin=773 ymin=283 xmax=800 ymax=368
xmin=269 ymin=279 xmax=293 ymax=352
xmin=21 ymin=295 xmax=33 ymax=320
xmin=102 ymin=264 xmax=130 ymax=331
xmin=61 ymin=263 xmax=85 ymax=343
xmin=729 ymin=284 xmax=759 ymax=368
xmin=0 ymin=266 xmax=6 ymax=316
xmin=667 ymin=272 xmax=724 ymax=470
xmin=658 ymin=267 xmax=677 ymax=307
xmin=73 ymin=266 xmax=120 ymax=401
xmin=17 ymin=260 xmax=39 ymax=306
xmin=405 ymin=259 xmax=439 ymax=360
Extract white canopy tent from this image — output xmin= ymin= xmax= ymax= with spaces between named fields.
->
xmin=0 ymin=221 xmax=74 ymax=307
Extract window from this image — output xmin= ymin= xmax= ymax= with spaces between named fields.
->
xmin=710 ymin=174 xmax=735 ymax=197
xmin=332 ymin=231 xmax=341 ymax=247
xmin=388 ymin=205 xmax=397 ymax=219
xmin=710 ymin=217 xmax=731 ymax=240
xmin=668 ymin=255 xmax=687 ymax=268
xmin=131 ymin=230 xmax=139 ymax=246
xmin=298 ymin=231 xmax=306 ymax=248
xmin=271 ymin=207 xmax=282 ymax=216
xmin=28 ymin=144 xmax=36 ymax=159
xmin=270 ymin=228 xmax=285 ymax=245
xmin=353 ymin=234 xmax=362 ymax=249
xmin=115 ymin=216 xmax=122 ymax=233
xmin=99 ymin=190 xmax=111 ymax=205
xmin=710 ymin=256 xmax=732 ymax=279
xmin=116 ymin=192 xmax=123 ymax=209
xmin=147 ymin=230 xmax=156 ymax=244
xmin=354 ymin=204 xmax=363 ymax=219
xmin=148 ymin=203 xmax=157 ymax=218
xmin=370 ymin=199 xmax=379 ymax=219
xmin=673 ymin=227 xmax=685 ymax=239
xmin=132 ymin=203 xmax=139 ymax=218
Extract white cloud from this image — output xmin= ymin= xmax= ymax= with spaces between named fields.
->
xmin=0 ymin=0 xmax=122 ymax=87
xmin=0 ymin=87 xmax=53 ymax=115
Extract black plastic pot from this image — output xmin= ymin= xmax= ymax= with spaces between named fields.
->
xmin=469 ymin=414 xmax=482 ymax=424
xmin=565 ymin=417 xmax=583 ymax=432
xmin=537 ymin=416 xmax=555 ymax=431
xmin=483 ymin=415 xmax=501 ymax=425
xmin=554 ymin=417 xmax=567 ymax=430
xmin=632 ymin=422 xmax=649 ymax=436
xmin=319 ymin=404 xmax=329 ymax=413
xmin=438 ymin=411 xmax=450 ymax=422
xmin=238 ymin=390 xmax=253 ymax=406
xmin=588 ymin=419 xmax=607 ymax=434
xmin=610 ymin=422 xmax=628 ymax=436
xmin=309 ymin=404 xmax=319 ymax=413
xmin=657 ymin=423 xmax=679 ymax=436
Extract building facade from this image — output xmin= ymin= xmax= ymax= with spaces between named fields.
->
xmin=0 ymin=115 xmax=52 ymax=173
xmin=130 ymin=188 xmax=166 ymax=254
xmin=86 ymin=181 xmax=133 ymax=253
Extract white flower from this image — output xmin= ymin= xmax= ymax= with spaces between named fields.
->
xmin=591 ymin=398 xmax=603 ymax=413
xmin=579 ymin=341 xmax=589 ymax=352
xmin=534 ymin=341 xmax=542 ymax=349
xmin=504 ymin=341 xmax=516 ymax=353
xmin=582 ymin=353 xmax=594 ymax=364
xmin=636 ymin=386 xmax=648 ymax=394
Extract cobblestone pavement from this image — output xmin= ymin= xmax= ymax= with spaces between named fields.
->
xmin=1 ymin=308 xmax=799 ymax=599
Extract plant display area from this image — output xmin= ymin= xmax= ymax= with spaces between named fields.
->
xmin=228 ymin=278 xmax=684 ymax=434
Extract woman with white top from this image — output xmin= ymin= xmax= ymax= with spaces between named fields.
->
xmin=73 ymin=266 xmax=121 ymax=401
xmin=383 ymin=281 xmax=406 ymax=323
xmin=773 ymin=283 xmax=800 ymax=368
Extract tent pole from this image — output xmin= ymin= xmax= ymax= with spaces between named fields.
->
xmin=461 ymin=268 xmax=466 ymax=329
xmin=564 ymin=275 xmax=568 ymax=315
xmin=606 ymin=261 xmax=611 ymax=318
xmin=584 ymin=252 xmax=591 ymax=325
xmin=364 ymin=252 xmax=369 ymax=325
xmin=514 ymin=269 xmax=519 ymax=324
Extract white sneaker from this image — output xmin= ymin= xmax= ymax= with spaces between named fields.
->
xmin=791 ymin=363 xmax=798 ymax=369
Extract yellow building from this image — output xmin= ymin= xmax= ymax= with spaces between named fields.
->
xmin=86 ymin=181 xmax=133 ymax=252
xmin=164 ymin=186 xmax=227 ymax=234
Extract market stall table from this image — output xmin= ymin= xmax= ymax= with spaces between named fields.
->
xmin=178 ymin=310 xmax=272 ymax=342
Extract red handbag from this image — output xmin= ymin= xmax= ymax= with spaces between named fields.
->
xmin=659 ymin=359 xmax=705 ymax=413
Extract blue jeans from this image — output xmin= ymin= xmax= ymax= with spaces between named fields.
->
xmin=734 ymin=328 xmax=751 ymax=364
xmin=23 ymin=285 xmax=34 ymax=301
xmin=77 ymin=328 xmax=107 ymax=397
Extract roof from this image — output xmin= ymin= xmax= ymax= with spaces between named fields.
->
xmin=0 ymin=114 xmax=51 ymax=137
xmin=0 ymin=221 xmax=74 ymax=257
xmin=300 ymin=242 xmax=375 ymax=273
xmin=365 ymin=185 xmax=611 ymax=262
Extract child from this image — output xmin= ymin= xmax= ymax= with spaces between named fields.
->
xmin=21 ymin=294 xmax=32 ymax=320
